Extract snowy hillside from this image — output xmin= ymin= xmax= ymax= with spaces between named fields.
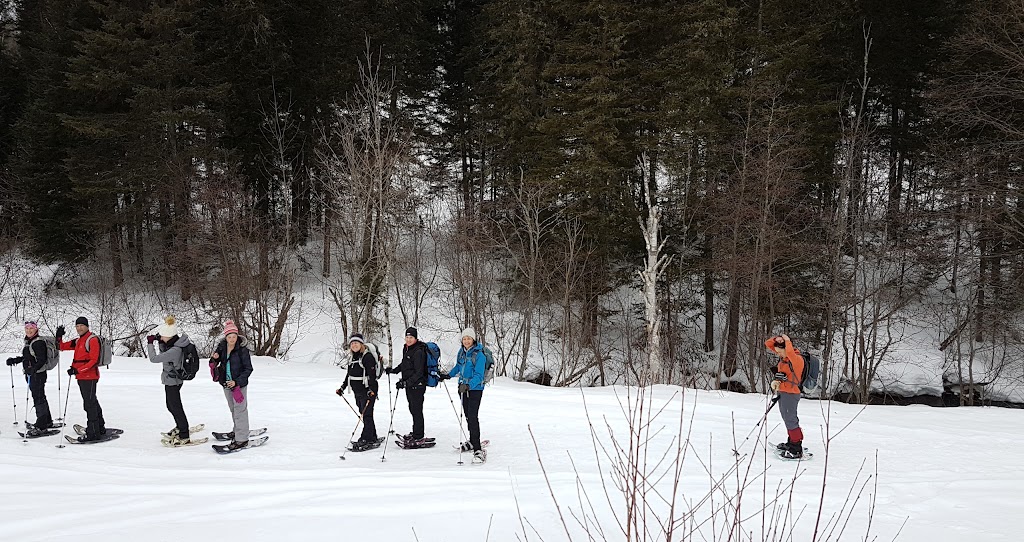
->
xmin=1 ymin=356 xmax=1020 ymax=541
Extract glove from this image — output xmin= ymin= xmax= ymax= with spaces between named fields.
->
xmin=437 ymin=371 xmax=450 ymax=382
xmin=396 ymin=380 xmax=406 ymax=390
xmin=67 ymin=367 xmax=78 ymax=376
xmin=336 ymin=387 xmax=344 ymax=396
xmin=458 ymin=383 xmax=469 ymax=395
xmin=146 ymin=334 xmax=158 ymax=344
xmin=386 ymin=366 xmax=400 ymax=375
xmin=774 ymin=372 xmax=787 ymax=382
xmin=55 ymin=325 xmax=65 ymax=341
xmin=368 ymin=390 xmax=376 ymax=398
xmin=209 ymin=362 xmax=217 ymax=381
xmin=6 ymin=357 xmax=20 ymax=366
xmin=770 ymin=380 xmax=781 ymax=392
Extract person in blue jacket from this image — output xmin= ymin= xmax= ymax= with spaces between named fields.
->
xmin=442 ymin=327 xmax=488 ymax=463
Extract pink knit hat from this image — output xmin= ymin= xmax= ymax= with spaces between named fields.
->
xmin=223 ymin=320 xmax=239 ymax=336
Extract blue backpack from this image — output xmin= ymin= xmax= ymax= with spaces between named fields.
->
xmin=425 ymin=342 xmax=441 ymax=387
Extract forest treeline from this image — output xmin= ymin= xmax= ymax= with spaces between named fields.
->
xmin=0 ymin=0 xmax=1020 ymax=400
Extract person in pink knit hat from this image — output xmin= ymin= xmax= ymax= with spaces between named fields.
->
xmin=210 ymin=320 xmax=254 ymax=451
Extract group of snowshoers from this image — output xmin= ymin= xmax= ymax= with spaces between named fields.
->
xmin=337 ymin=326 xmax=490 ymax=464
xmin=6 ymin=318 xmax=490 ymax=462
xmin=6 ymin=316 xmax=256 ymax=452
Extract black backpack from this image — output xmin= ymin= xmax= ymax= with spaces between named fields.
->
xmin=175 ymin=344 xmax=201 ymax=381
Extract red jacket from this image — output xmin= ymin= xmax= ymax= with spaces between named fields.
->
xmin=59 ymin=332 xmax=101 ymax=381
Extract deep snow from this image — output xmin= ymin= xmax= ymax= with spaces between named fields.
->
xmin=0 ymin=353 xmax=1021 ymax=542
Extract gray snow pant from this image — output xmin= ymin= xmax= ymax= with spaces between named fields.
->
xmin=778 ymin=391 xmax=800 ymax=431
xmin=223 ymin=386 xmax=249 ymax=444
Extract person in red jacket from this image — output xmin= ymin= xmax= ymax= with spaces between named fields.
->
xmin=766 ymin=334 xmax=805 ymax=459
xmin=57 ymin=316 xmax=106 ymax=441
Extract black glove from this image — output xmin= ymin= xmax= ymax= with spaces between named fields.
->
xmin=458 ymin=383 xmax=469 ymax=395
xmin=55 ymin=325 xmax=65 ymax=341
xmin=436 ymin=371 xmax=450 ymax=382
xmin=146 ymin=334 xmax=158 ymax=344
xmin=67 ymin=367 xmax=78 ymax=376
xmin=368 ymin=390 xmax=376 ymax=398
xmin=396 ymin=380 xmax=406 ymax=390
xmin=6 ymin=357 xmax=21 ymax=366
xmin=773 ymin=372 xmax=787 ymax=382
xmin=386 ymin=366 xmax=400 ymax=375
xmin=336 ymin=386 xmax=345 ymax=396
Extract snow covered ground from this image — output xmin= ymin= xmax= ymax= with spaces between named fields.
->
xmin=0 ymin=355 xmax=1021 ymax=542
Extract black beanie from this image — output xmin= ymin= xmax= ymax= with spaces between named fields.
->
xmin=75 ymin=316 xmax=89 ymax=327
xmin=405 ymin=326 xmax=417 ymax=339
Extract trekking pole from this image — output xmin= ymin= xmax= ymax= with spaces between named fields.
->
xmin=339 ymin=397 xmax=372 ymax=461
xmin=56 ymin=373 xmax=73 ymax=448
xmin=441 ymin=380 xmax=470 ymax=464
xmin=9 ymin=366 xmax=17 ymax=426
xmin=731 ymin=395 xmax=780 ymax=457
xmin=339 ymin=392 xmax=360 ymax=419
xmin=386 ymin=370 xmax=394 ymax=432
xmin=380 ymin=387 xmax=403 ymax=462
xmin=56 ymin=357 xmax=63 ymax=422
xmin=23 ymin=375 xmax=31 ymax=426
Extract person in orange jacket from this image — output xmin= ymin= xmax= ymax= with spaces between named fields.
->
xmin=57 ymin=316 xmax=107 ymax=441
xmin=766 ymin=334 xmax=804 ymax=459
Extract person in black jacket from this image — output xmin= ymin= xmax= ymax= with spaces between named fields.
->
xmin=5 ymin=321 xmax=54 ymax=436
xmin=336 ymin=333 xmax=379 ymax=447
xmin=386 ymin=327 xmax=428 ymax=443
xmin=209 ymin=320 xmax=254 ymax=451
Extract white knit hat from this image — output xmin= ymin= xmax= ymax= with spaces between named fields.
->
xmin=461 ymin=327 xmax=476 ymax=341
xmin=157 ymin=315 xmax=180 ymax=338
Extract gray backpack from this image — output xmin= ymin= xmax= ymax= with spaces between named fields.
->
xmin=83 ymin=334 xmax=114 ymax=368
xmin=30 ymin=336 xmax=60 ymax=372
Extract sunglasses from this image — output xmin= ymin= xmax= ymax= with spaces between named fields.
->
xmin=24 ymin=321 xmax=38 ymax=327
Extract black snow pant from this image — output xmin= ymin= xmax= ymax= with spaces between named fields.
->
xmin=405 ymin=386 xmax=426 ymax=439
xmin=355 ymin=390 xmax=377 ymax=442
xmin=28 ymin=372 xmax=52 ymax=428
xmin=461 ymin=389 xmax=483 ymax=451
xmin=77 ymin=379 xmax=105 ymax=438
xmin=165 ymin=384 xmax=190 ymax=439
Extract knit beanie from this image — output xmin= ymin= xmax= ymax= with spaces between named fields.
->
xmin=461 ymin=327 xmax=476 ymax=341
xmin=405 ymin=327 xmax=418 ymax=339
xmin=157 ymin=315 xmax=180 ymax=338
xmin=223 ymin=319 xmax=239 ymax=336
xmin=75 ymin=316 xmax=89 ymax=327
xmin=349 ymin=333 xmax=365 ymax=345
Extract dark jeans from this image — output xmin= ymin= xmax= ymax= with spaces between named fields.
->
xmin=355 ymin=391 xmax=377 ymax=441
xmin=77 ymin=379 xmax=105 ymax=438
xmin=28 ymin=372 xmax=52 ymax=428
xmin=165 ymin=384 xmax=190 ymax=439
xmin=461 ymin=389 xmax=483 ymax=451
xmin=405 ymin=386 xmax=425 ymax=439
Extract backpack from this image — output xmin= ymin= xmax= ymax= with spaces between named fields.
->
xmin=796 ymin=350 xmax=820 ymax=391
xmin=365 ymin=343 xmax=385 ymax=379
xmin=480 ymin=344 xmax=496 ymax=385
xmin=29 ymin=336 xmax=60 ymax=372
xmin=83 ymin=333 xmax=113 ymax=368
xmin=348 ymin=344 xmax=382 ymax=386
xmin=425 ymin=341 xmax=441 ymax=387
xmin=176 ymin=343 xmax=201 ymax=381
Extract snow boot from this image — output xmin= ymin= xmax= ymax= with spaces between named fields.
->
xmin=472 ymin=449 xmax=487 ymax=464
xmin=779 ymin=441 xmax=803 ymax=459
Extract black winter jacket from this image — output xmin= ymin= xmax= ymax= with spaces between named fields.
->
xmin=343 ymin=350 xmax=379 ymax=395
xmin=394 ymin=341 xmax=427 ymax=389
xmin=22 ymin=335 xmax=50 ymax=374
xmin=212 ymin=337 xmax=253 ymax=389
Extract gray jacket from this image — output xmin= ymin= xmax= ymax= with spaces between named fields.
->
xmin=146 ymin=334 xmax=192 ymax=386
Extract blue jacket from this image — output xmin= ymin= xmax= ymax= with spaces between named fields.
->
xmin=449 ymin=343 xmax=486 ymax=391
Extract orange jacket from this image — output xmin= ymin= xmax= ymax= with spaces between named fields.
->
xmin=59 ymin=332 xmax=101 ymax=380
xmin=765 ymin=336 xmax=804 ymax=395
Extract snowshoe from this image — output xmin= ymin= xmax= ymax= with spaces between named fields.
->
xmin=74 ymin=424 xmax=123 ymax=437
xmin=472 ymin=449 xmax=488 ymax=464
xmin=454 ymin=439 xmax=490 ymax=452
xmin=65 ymin=432 xmax=120 ymax=445
xmin=162 ymin=435 xmax=210 ymax=447
xmin=19 ymin=427 xmax=60 ymax=439
xmin=396 ymin=437 xmax=436 ymax=450
xmin=212 ymin=435 xmax=269 ymax=454
xmin=346 ymin=437 xmax=386 ymax=453
xmin=161 ymin=424 xmax=205 ymax=439
xmin=212 ymin=428 xmax=270 ymax=442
